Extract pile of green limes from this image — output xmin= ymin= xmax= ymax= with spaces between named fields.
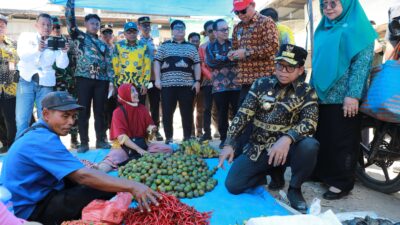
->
xmin=118 ymin=152 xmax=218 ymax=198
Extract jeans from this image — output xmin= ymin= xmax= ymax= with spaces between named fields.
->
xmin=202 ymin=85 xmax=213 ymax=137
xmin=213 ymin=90 xmax=240 ymax=141
xmin=161 ymin=86 xmax=195 ymax=140
xmin=225 ymin=138 xmax=319 ymax=194
xmin=148 ymin=82 xmax=161 ymax=127
xmin=76 ymin=77 xmax=109 ymax=144
xmin=16 ymin=78 xmax=53 ymax=137
xmin=0 ymin=97 xmax=16 ymax=147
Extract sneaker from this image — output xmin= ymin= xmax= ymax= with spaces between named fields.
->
xmin=155 ymin=132 xmax=164 ymax=141
xmin=213 ymin=132 xmax=220 ymax=139
xmin=165 ymin=138 xmax=173 ymax=145
xmin=96 ymin=141 xmax=111 ymax=149
xmin=199 ymin=134 xmax=212 ymax=142
xmin=77 ymin=143 xmax=89 ymax=153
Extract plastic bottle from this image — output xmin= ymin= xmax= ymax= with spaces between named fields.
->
xmin=307 ymin=198 xmax=321 ymax=215
xmin=0 ymin=185 xmax=14 ymax=213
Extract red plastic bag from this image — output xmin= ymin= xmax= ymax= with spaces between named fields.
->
xmin=82 ymin=192 xmax=132 ymax=225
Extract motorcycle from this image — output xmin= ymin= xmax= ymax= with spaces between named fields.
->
xmin=356 ymin=113 xmax=400 ymax=194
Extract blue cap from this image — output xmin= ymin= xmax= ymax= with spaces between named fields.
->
xmin=124 ymin=22 xmax=138 ymax=31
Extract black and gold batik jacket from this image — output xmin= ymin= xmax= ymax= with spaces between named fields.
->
xmin=225 ymin=76 xmax=318 ymax=161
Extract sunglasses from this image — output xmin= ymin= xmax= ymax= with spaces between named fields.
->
xmin=321 ymin=0 xmax=338 ymax=10
xmin=276 ymin=62 xmax=298 ymax=73
xmin=217 ymin=28 xmax=230 ymax=33
xmin=53 ymin=25 xmax=61 ymax=30
xmin=234 ymin=6 xmax=248 ymax=15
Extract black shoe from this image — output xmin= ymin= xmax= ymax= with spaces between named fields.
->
xmin=199 ymin=134 xmax=212 ymax=142
xmin=70 ymin=136 xmax=80 ymax=149
xmin=0 ymin=146 xmax=8 ymax=154
xmin=219 ymin=140 xmax=225 ymax=149
xmin=155 ymin=132 xmax=164 ymax=141
xmin=287 ymin=187 xmax=308 ymax=213
xmin=165 ymin=138 xmax=173 ymax=145
xmin=323 ymin=190 xmax=350 ymax=200
xmin=268 ymin=173 xmax=285 ymax=191
xmin=77 ymin=143 xmax=89 ymax=153
xmin=213 ymin=132 xmax=220 ymax=139
xmin=96 ymin=141 xmax=111 ymax=149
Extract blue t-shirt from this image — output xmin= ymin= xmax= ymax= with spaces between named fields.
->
xmin=0 ymin=120 xmax=84 ymax=219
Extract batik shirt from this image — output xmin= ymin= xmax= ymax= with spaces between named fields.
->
xmin=66 ymin=0 xmax=114 ymax=82
xmin=139 ymin=36 xmax=157 ymax=81
xmin=0 ymin=36 xmax=18 ymax=99
xmin=232 ymin=13 xmax=279 ymax=85
xmin=154 ymin=40 xmax=200 ymax=87
xmin=112 ymin=40 xmax=151 ymax=88
xmin=225 ymin=76 xmax=319 ymax=161
xmin=205 ymin=40 xmax=240 ymax=93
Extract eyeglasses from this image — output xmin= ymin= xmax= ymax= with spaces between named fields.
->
xmin=173 ymin=26 xmax=186 ymax=31
xmin=217 ymin=28 xmax=229 ymax=33
xmin=125 ymin=29 xmax=137 ymax=35
xmin=321 ymin=0 xmax=338 ymax=10
xmin=276 ymin=62 xmax=298 ymax=73
xmin=207 ymin=29 xmax=214 ymax=34
xmin=102 ymin=30 xmax=113 ymax=35
xmin=53 ymin=25 xmax=61 ymax=30
xmin=234 ymin=6 xmax=248 ymax=15
xmin=141 ymin=24 xmax=151 ymax=29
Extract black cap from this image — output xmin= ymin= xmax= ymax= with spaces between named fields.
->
xmin=0 ymin=14 xmax=8 ymax=24
xmin=100 ymin=23 xmax=113 ymax=33
xmin=275 ymin=44 xmax=308 ymax=66
xmin=41 ymin=91 xmax=84 ymax=111
xmin=138 ymin=16 xmax=151 ymax=24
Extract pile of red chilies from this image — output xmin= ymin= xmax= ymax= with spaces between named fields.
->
xmin=124 ymin=192 xmax=212 ymax=225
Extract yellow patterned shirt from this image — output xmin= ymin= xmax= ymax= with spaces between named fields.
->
xmin=225 ymin=76 xmax=319 ymax=161
xmin=112 ymin=40 xmax=151 ymax=88
xmin=0 ymin=36 xmax=18 ymax=99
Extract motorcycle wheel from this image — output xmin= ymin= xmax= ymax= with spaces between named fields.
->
xmin=356 ymin=116 xmax=400 ymax=194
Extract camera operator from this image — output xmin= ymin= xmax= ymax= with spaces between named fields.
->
xmin=16 ymin=13 xmax=69 ymax=137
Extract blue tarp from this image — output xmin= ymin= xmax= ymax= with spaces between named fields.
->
xmin=0 ymin=150 xmax=290 ymax=224
xmin=49 ymin=0 xmax=233 ymax=17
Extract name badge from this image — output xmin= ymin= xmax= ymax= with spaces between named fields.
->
xmin=8 ymin=62 xmax=15 ymax=71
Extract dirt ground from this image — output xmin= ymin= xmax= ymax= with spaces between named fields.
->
xmin=59 ymin=108 xmax=400 ymax=222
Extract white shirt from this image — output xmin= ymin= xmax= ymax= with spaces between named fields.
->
xmin=17 ymin=32 xmax=69 ymax=87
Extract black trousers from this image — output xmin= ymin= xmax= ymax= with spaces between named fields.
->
xmin=213 ymin=91 xmax=240 ymax=141
xmin=314 ymin=104 xmax=361 ymax=191
xmin=0 ymin=97 xmax=16 ymax=147
xmin=161 ymin=86 xmax=195 ymax=140
xmin=202 ymin=86 xmax=213 ymax=137
xmin=76 ymin=77 xmax=109 ymax=144
xmin=104 ymin=95 xmax=117 ymax=137
xmin=29 ymin=180 xmax=115 ymax=225
xmin=235 ymin=84 xmax=253 ymax=156
xmin=225 ymin=138 xmax=319 ymax=194
xmin=148 ymin=82 xmax=161 ymax=127
xmin=238 ymin=84 xmax=252 ymax=107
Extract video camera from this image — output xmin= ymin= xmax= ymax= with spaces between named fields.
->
xmin=46 ymin=36 xmax=66 ymax=50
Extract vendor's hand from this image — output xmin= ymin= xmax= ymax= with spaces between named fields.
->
xmin=268 ymin=136 xmax=292 ymax=167
xmin=155 ymin=79 xmax=162 ymax=90
xmin=130 ymin=181 xmax=161 ymax=212
xmin=137 ymin=148 xmax=148 ymax=156
xmin=343 ymin=97 xmax=359 ymax=118
xmin=62 ymin=42 xmax=70 ymax=53
xmin=39 ymin=38 xmax=47 ymax=52
xmin=218 ymin=145 xmax=234 ymax=170
xmin=141 ymin=86 xmax=147 ymax=95
xmin=192 ymin=81 xmax=200 ymax=94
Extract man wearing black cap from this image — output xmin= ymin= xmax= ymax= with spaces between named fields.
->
xmin=219 ymin=44 xmax=319 ymax=212
xmin=66 ymin=0 xmax=114 ymax=152
xmin=0 ymin=14 xmax=18 ymax=153
xmin=1 ymin=91 xmax=160 ymax=224
xmin=100 ymin=23 xmax=114 ymax=51
xmin=154 ymin=20 xmax=201 ymax=144
xmin=138 ymin=16 xmax=164 ymax=141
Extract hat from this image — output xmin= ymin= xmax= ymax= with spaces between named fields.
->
xmin=41 ymin=91 xmax=84 ymax=111
xmin=0 ymin=14 xmax=8 ymax=24
xmin=138 ymin=16 xmax=151 ymax=24
xmin=275 ymin=44 xmax=308 ymax=66
xmin=124 ymin=22 xmax=138 ymax=31
xmin=170 ymin=20 xmax=186 ymax=30
xmin=100 ymin=23 xmax=113 ymax=33
xmin=232 ymin=0 xmax=254 ymax=11
xmin=51 ymin=16 xmax=60 ymax=25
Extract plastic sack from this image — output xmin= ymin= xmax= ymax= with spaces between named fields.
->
xmin=81 ymin=192 xmax=132 ymax=225
xmin=360 ymin=60 xmax=400 ymax=123
xmin=246 ymin=210 xmax=342 ymax=225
